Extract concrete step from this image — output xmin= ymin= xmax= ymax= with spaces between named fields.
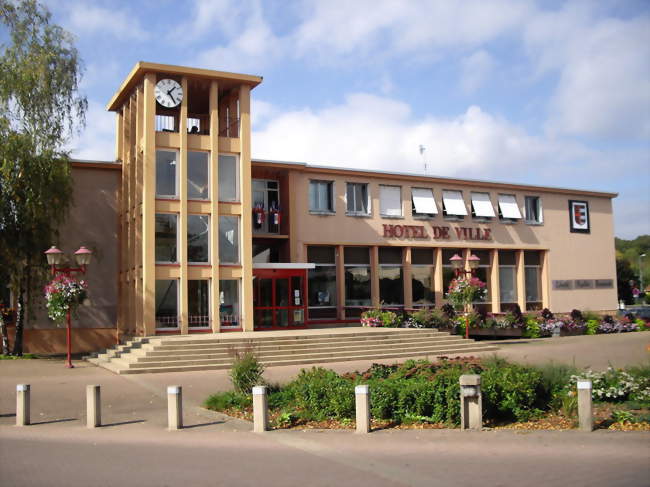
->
xmin=115 ymin=346 xmax=498 ymax=374
xmin=85 ymin=328 xmax=498 ymax=374
xmin=121 ymin=342 xmax=494 ymax=369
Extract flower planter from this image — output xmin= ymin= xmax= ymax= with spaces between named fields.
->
xmin=560 ymin=328 xmax=585 ymax=337
xmin=469 ymin=327 xmax=523 ymax=338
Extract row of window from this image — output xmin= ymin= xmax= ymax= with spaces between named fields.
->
xmin=307 ymin=246 xmax=542 ymax=319
xmin=309 ymin=181 xmax=544 ymax=224
xmin=155 ymin=278 xmax=240 ymax=329
xmin=155 ymin=214 xmax=240 ymax=264
xmin=156 ymin=150 xmax=239 ymax=202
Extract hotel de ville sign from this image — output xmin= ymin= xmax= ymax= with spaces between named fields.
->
xmin=382 ymin=224 xmax=492 ymax=241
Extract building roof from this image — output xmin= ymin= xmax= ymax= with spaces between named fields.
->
xmin=252 ymin=158 xmax=618 ymax=199
xmin=106 ymin=61 xmax=263 ymax=112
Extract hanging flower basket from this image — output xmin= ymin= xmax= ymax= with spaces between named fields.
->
xmin=446 ymin=277 xmax=487 ymax=309
xmin=269 ymin=207 xmax=281 ymax=226
xmin=253 ymin=204 xmax=266 ymax=228
xmin=44 ymin=274 xmax=87 ymax=324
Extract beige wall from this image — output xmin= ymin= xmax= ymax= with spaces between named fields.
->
xmin=287 ymin=169 xmax=618 ymax=312
xmin=28 ymin=164 xmax=120 ymax=331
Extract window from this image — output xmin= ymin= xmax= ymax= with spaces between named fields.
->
xmin=344 ymin=247 xmax=371 ymax=316
xmin=442 ymin=190 xmax=467 ymax=218
xmin=525 ymin=251 xmax=542 ymax=310
xmin=188 ymin=280 xmax=210 ymax=328
xmin=411 ymin=188 xmax=438 ymax=217
xmin=156 ymin=150 xmax=177 ymax=198
xmin=524 ymin=196 xmax=543 ymax=224
xmin=219 ymin=154 xmax=239 ymax=202
xmin=379 ymin=247 xmax=403 ymax=306
xmin=346 ymin=183 xmax=370 ymax=215
xmin=155 ymin=279 xmax=178 ymax=328
xmin=499 ymin=250 xmax=517 ymax=306
xmin=307 ymin=246 xmax=337 ymax=319
xmin=219 ymin=215 xmax=239 ymax=264
xmin=252 ymin=179 xmax=280 ymax=233
xmin=442 ymin=248 xmax=461 ymax=298
xmin=498 ymin=194 xmax=522 ymax=221
xmin=411 ymin=248 xmax=434 ymax=306
xmin=470 ymin=192 xmax=495 ymax=219
xmin=309 ymin=180 xmax=334 ymax=213
xmin=470 ymin=250 xmax=491 ymax=306
xmin=155 ymin=213 xmax=177 ymax=263
xmin=379 ymin=185 xmax=402 ymax=217
xmin=219 ymin=280 xmax=240 ymax=328
xmin=188 ymin=214 xmax=209 ymax=263
xmin=187 ymin=151 xmax=209 ymax=200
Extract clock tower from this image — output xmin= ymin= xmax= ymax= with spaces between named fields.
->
xmin=107 ymin=62 xmax=262 ymax=338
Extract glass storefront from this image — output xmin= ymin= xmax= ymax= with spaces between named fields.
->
xmin=344 ymin=247 xmax=371 ymax=317
xmin=307 ymin=246 xmax=337 ymax=320
xmin=219 ymin=279 xmax=240 ymax=328
xmin=411 ymin=248 xmax=434 ymax=306
xmin=188 ymin=280 xmax=209 ymax=328
xmin=155 ymin=279 xmax=178 ymax=328
xmin=379 ymin=247 xmax=403 ymax=306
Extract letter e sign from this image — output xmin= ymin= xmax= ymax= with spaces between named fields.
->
xmin=569 ymin=200 xmax=590 ymax=233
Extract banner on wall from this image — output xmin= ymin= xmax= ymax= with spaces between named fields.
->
xmin=569 ymin=200 xmax=590 ymax=233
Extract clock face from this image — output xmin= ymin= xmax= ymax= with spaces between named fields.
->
xmin=155 ymin=78 xmax=183 ymax=108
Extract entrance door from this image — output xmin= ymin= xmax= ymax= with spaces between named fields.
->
xmin=254 ymin=269 xmax=307 ymax=330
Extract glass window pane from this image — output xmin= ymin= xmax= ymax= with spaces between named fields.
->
xmin=345 ymin=266 xmax=371 ymax=307
xmin=276 ymin=278 xmax=289 ymax=306
xmin=219 ymin=216 xmax=239 ymax=264
xmin=188 ymin=280 xmax=209 ymax=327
xmin=220 ymin=280 xmax=240 ymax=328
xmin=346 ymin=183 xmax=355 ymax=212
xmin=378 ymin=247 xmax=402 ymax=264
xmin=187 ymin=151 xmax=208 ymax=200
xmin=524 ymin=250 xmax=541 ymax=266
xmin=156 ymin=150 xmax=177 ymax=197
xmin=380 ymin=185 xmax=401 ymax=216
xmin=356 ymin=184 xmax=367 ymax=213
xmin=525 ymin=267 xmax=541 ymax=302
xmin=473 ymin=267 xmax=489 ymax=302
xmin=155 ymin=280 xmax=178 ymax=328
xmin=499 ymin=250 xmax=517 ymax=266
xmin=442 ymin=248 xmax=461 ymax=264
xmin=379 ymin=266 xmax=403 ymax=305
xmin=412 ymin=266 xmax=434 ymax=305
xmin=308 ymin=246 xmax=336 ymax=264
xmin=218 ymin=154 xmax=239 ymax=202
xmin=412 ymin=248 xmax=434 ymax=265
xmin=188 ymin=214 xmax=209 ymax=263
xmin=155 ymin=213 xmax=177 ymax=263
xmin=308 ymin=266 xmax=337 ymax=307
xmin=309 ymin=182 xmax=318 ymax=210
xmin=499 ymin=267 xmax=517 ymax=303
xmin=344 ymin=247 xmax=370 ymax=264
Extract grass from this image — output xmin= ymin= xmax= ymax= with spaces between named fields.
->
xmin=0 ymin=353 xmax=37 ymax=360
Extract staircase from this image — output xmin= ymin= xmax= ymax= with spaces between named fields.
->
xmin=85 ymin=328 xmax=498 ymax=374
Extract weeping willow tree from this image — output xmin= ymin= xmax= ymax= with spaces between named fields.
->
xmin=0 ymin=0 xmax=87 ymax=355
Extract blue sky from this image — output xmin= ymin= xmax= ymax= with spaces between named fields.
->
xmin=41 ymin=0 xmax=649 ymax=238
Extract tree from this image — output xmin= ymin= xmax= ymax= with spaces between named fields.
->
xmin=0 ymin=0 xmax=87 ymax=355
xmin=616 ymin=258 xmax=635 ymax=305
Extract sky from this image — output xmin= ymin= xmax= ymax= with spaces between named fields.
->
xmin=38 ymin=0 xmax=650 ymax=239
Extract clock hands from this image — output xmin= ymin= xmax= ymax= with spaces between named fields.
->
xmin=167 ymin=87 xmax=176 ymax=105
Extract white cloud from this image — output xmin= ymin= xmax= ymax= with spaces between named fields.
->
xmin=68 ymin=100 xmax=115 ymax=161
xmin=524 ymin=6 xmax=650 ymax=139
xmin=59 ymin=2 xmax=149 ymax=41
xmin=460 ymin=50 xmax=495 ymax=94
xmin=252 ymin=93 xmax=569 ymax=179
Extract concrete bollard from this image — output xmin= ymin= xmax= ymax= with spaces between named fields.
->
xmin=16 ymin=384 xmax=30 ymax=427
xmin=577 ymin=379 xmax=593 ymax=432
xmin=355 ymin=385 xmax=370 ymax=434
xmin=460 ymin=375 xmax=482 ymax=431
xmin=167 ymin=386 xmax=183 ymax=430
xmin=252 ymin=386 xmax=269 ymax=433
xmin=86 ymin=385 xmax=101 ymax=428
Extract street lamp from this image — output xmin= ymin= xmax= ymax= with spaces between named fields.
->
xmin=449 ymin=253 xmax=480 ymax=339
xmin=639 ymin=253 xmax=647 ymax=302
xmin=44 ymin=246 xmax=93 ymax=368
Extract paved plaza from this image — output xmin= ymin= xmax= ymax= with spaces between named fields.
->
xmin=1 ymin=333 xmax=649 ymax=486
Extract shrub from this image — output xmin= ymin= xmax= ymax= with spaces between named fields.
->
xmin=585 ymin=319 xmax=599 ymax=335
xmin=441 ymin=303 xmax=456 ymax=319
xmin=410 ymin=308 xmax=450 ymax=329
xmin=523 ymin=316 xmax=541 ymax=338
xmin=536 ymin=362 xmax=579 ymax=411
xmin=288 ymin=367 xmax=355 ymax=420
xmin=204 ymin=391 xmax=251 ymax=411
xmin=228 ymin=349 xmax=265 ymax=394
xmin=361 ymin=308 xmax=400 ymax=327
xmin=570 ymin=367 xmax=650 ymax=403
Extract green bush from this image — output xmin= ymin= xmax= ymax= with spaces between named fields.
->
xmin=522 ymin=316 xmax=541 ymax=338
xmin=536 ymin=362 xmax=579 ymax=411
xmin=481 ymin=357 xmax=545 ymax=422
xmin=288 ymin=367 xmax=356 ymax=420
xmin=585 ymin=319 xmax=599 ymax=335
xmin=204 ymin=391 xmax=251 ymax=411
xmin=410 ymin=308 xmax=451 ymax=328
xmin=229 ymin=350 xmax=265 ymax=394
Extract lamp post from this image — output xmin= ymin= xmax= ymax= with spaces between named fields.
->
xmin=639 ymin=253 xmax=646 ymax=298
xmin=450 ymin=253 xmax=480 ymax=339
xmin=44 ymin=246 xmax=92 ymax=368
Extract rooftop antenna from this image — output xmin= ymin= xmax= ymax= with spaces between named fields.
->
xmin=419 ymin=145 xmax=427 ymax=175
